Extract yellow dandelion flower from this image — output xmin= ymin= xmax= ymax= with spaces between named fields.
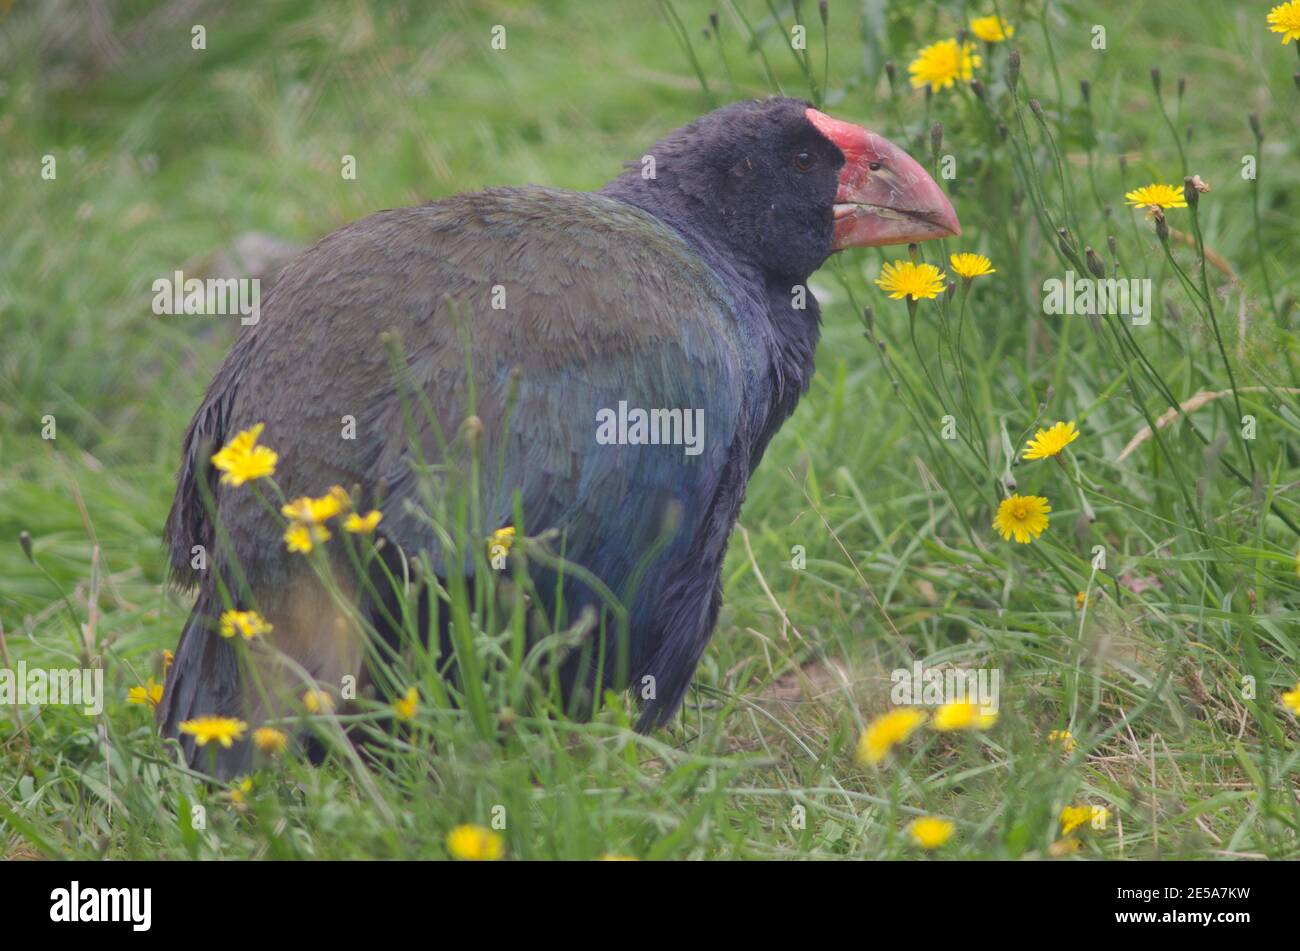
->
xmin=1268 ymin=1 xmax=1300 ymax=43
xmin=932 ymin=701 xmax=998 ymax=732
xmin=253 ymin=726 xmax=289 ymax=755
xmin=856 ymin=708 xmax=927 ymax=765
xmin=969 ymin=15 xmax=1014 ymax=42
xmin=908 ymin=816 xmax=955 ymax=850
xmin=1075 ymin=591 xmax=1087 ymax=609
xmin=302 ymin=689 xmax=334 ymax=714
xmin=179 ymin=715 xmax=248 ymax=748
xmin=875 ymin=261 xmax=947 ymax=301
xmin=281 ymin=486 xmax=349 ymax=554
xmin=162 ymin=648 xmax=175 ymax=677
xmin=1059 ymin=806 xmax=1091 ymax=836
xmin=908 ymin=39 xmax=982 ymax=92
xmin=127 ymin=677 xmax=164 ymax=708
xmin=229 ymin=776 xmax=253 ymax=806
xmin=1281 ymin=683 xmax=1300 ymax=715
xmin=218 ymin=609 xmax=273 ymax=641
xmin=281 ymin=486 xmax=350 ymax=525
xmin=1023 ymin=420 xmax=1079 ymax=460
xmin=210 ymin=423 xmax=278 ymax=487
xmin=1048 ymin=729 xmax=1076 ymax=753
xmin=393 ymin=686 xmax=419 ymax=722
xmin=1124 ymin=183 xmax=1187 ymax=214
xmin=284 ymin=521 xmax=330 ymax=554
xmin=488 ymin=525 xmax=516 ymax=555
xmin=949 ymin=252 xmax=995 ymax=280
xmin=343 ymin=509 xmax=383 ymax=534
xmin=446 ymin=824 xmax=504 ymax=861
xmin=993 ymin=494 xmax=1051 ymax=544
xmin=1060 ymin=804 xmax=1110 ymax=836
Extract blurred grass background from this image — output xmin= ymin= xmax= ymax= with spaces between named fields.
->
xmin=1 ymin=0 xmax=1298 ymax=859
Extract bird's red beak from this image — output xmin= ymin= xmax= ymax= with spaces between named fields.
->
xmin=806 ymin=108 xmax=961 ymax=250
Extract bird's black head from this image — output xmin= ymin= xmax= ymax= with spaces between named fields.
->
xmin=603 ymin=97 xmax=960 ymax=281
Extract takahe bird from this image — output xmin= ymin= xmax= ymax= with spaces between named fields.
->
xmin=159 ymin=97 xmax=959 ymax=775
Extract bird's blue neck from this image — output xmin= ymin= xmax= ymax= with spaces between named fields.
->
xmin=601 ymin=177 xmax=821 ymax=464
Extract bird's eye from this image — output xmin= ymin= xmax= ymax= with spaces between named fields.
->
xmin=793 ymin=151 xmax=815 ymax=172
xmin=868 ymin=161 xmax=883 ymax=172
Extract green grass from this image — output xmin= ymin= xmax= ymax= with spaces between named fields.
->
xmin=2 ymin=0 xmax=1298 ymax=860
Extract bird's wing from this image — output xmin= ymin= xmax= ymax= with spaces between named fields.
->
xmin=209 ymin=187 xmax=749 ymax=602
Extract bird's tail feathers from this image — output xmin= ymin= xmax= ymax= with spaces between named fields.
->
xmin=157 ymin=585 xmax=251 ymax=779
